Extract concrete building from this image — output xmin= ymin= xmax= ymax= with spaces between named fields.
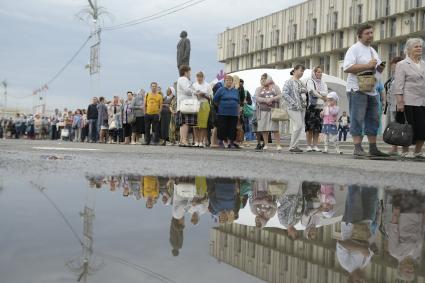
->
xmin=210 ymin=222 xmax=425 ymax=283
xmin=217 ymin=0 xmax=425 ymax=83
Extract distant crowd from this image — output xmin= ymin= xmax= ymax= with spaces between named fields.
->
xmin=1 ymin=25 xmax=424 ymax=158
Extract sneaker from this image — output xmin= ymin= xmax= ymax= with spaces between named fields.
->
xmin=130 ymin=142 xmax=136 ymax=145
xmin=199 ymin=143 xmax=205 ymax=148
xmin=306 ymin=146 xmax=313 ymax=152
xmin=289 ymin=147 xmax=303 ymax=153
xmin=194 ymin=143 xmax=199 ymax=147
xmin=400 ymin=151 xmax=410 ymax=159
xmin=322 ymin=149 xmax=328 ymax=154
xmin=263 ymin=145 xmax=268 ymax=150
xmin=414 ymin=152 xmax=425 ymax=160
xmin=387 ymin=151 xmax=399 ymax=156
xmin=276 ymin=145 xmax=282 ymax=151
xmin=353 ymin=147 xmax=368 ymax=157
xmin=312 ymin=146 xmax=321 ymax=152
xmin=336 ymin=150 xmax=343 ymax=155
xmin=142 ymin=141 xmax=150 ymax=145
xmin=218 ymin=141 xmax=225 ymax=149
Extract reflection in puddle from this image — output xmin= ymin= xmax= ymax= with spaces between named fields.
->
xmin=83 ymin=175 xmax=425 ymax=282
xmin=2 ymin=175 xmax=424 ymax=283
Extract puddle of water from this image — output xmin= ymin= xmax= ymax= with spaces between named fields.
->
xmin=0 ymin=175 xmax=423 ymax=283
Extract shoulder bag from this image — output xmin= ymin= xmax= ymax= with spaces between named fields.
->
xmin=383 ymin=112 xmax=413 ymax=147
xmin=271 ymin=107 xmax=289 ymax=121
xmin=357 ymin=48 xmax=377 ymax=92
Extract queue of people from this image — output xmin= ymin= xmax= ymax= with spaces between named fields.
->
xmin=1 ymin=25 xmax=424 ymax=159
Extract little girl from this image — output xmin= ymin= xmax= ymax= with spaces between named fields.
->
xmin=321 ymin=92 xmax=342 ymax=154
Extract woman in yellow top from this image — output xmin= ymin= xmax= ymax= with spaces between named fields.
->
xmin=143 ymin=82 xmax=163 ymax=145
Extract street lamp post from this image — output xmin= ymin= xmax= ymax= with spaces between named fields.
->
xmin=1 ymin=80 xmax=7 ymax=118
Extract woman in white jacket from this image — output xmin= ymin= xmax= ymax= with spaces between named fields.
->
xmin=177 ymin=65 xmax=195 ymax=146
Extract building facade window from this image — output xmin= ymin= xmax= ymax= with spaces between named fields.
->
xmin=410 ymin=13 xmax=416 ymax=32
xmin=399 ymin=42 xmax=406 ymax=56
xmin=317 ymin=37 xmax=321 ymax=53
xmin=275 ymin=30 xmax=280 ymax=46
xmin=349 ymin=6 xmax=353 ymax=25
xmin=389 ymin=43 xmax=397 ymax=59
xmin=293 ymin=24 xmax=298 ymax=41
xmin=333 ymin=12 xmax=338 ymax=30
xmin=357 ymin=4 xmax=363 ymax=23
xmin=244 ymin=38 xmax=250 ymax=54
xmin=259 ymin=34 xmax=264 ymax=50
xmin=297 ymin=42 xmax=302 ymax=57
xmin=339 ymin=31 xmax=344 ymax=48
xmin=380 ymin=20 xmax=386 ymax=39
xmin=263 ymin=50 xmax=268 ymax=65
xmin=422 ymin=11 xmax=425 ymax=30
xmin=386 ymin=0 xmax=391 ymax=16
xmin=390 ymin=18 xmax=397 ymax=37
xmin=312 ymin=18 xmax=317 ymax=35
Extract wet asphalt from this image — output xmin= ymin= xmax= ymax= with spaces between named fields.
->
xmin=0 ymin=139 xmax=424 ymax=190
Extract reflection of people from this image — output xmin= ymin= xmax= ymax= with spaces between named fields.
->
xmin=337 ymin=185 xmax=379 ymax=282
xmin=208 ymin=177 xmax=237 ymax=224
xmin=278 ymin=184 xmax=303 ymax=240
xmin=169 ymin=217 xmax=185 ymax=257
xmin=143 ymin=176 xmax=159 ymax=209
xmin=250 ymin=179 xmax=277 ymax=228
xmin=177 ymin=31 xmax=191 ymax=70
xmin=386 ymin=190 xmax=425 ymax=281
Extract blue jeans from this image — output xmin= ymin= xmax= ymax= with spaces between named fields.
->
xmin=88 ymin=119 xmax=98 ymax=142
xmin=347 ymin=91 xmax=379 ymax=137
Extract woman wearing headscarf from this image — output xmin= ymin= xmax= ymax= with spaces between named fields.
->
xmin=131 ymin=89 xmax=146 ymax=144
xmin=305 ymin=66 xmax=328 ymax=152
xmin=192 ymin=71 xmax=212 ymax=147
xmin=122 ymin=91 xmax=134 ymax=145
xmin=160 ymin=87 xmax=175 ymax=146
xmin=254 ymin=73 xmax=282 ymax=150
xmin=282 ymin=65 xmax=308 ymax=152
xmin=168 ymin=87 xmax=179 ymax=145
xmin=108 ymin=96 xmax=123 ymax=144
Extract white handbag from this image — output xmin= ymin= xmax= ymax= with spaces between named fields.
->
xmin=61 ymin=128 xmax=69 ymax=138
xmin=174 ymin=183 xmax=196 ymax=198
xmin=180 ymin=94 xmax=200 ymax=114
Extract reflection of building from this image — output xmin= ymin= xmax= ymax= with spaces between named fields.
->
xmin=217 ymin=0 xmax=425 ymax=83
xmin=210 ymin=224 xmax=345 ymax=283
xmin=210 ymin=223 xmax=425 ymax=282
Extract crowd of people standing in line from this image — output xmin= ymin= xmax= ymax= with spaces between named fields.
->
xmin=86 ymin=174 xmax=424 ymax=282
xmin=1 ymin=25 xmax=424 ymax=159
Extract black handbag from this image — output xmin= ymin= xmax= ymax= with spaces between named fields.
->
xmin=383 ymin=112 xmax=413 ymax=147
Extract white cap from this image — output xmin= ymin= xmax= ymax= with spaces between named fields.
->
xmin=327 ymin=91 xmax=339 ymax=101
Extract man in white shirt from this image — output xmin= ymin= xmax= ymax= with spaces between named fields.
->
xmin=343 ymin=24 xmax=388 ymax=157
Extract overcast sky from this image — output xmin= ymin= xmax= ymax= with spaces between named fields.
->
xmin=0 ymin=0 xmax=304 ymax=111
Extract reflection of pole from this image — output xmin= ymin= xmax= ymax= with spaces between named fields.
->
xmin=67 ymin=186 xmax=101 ymax=283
